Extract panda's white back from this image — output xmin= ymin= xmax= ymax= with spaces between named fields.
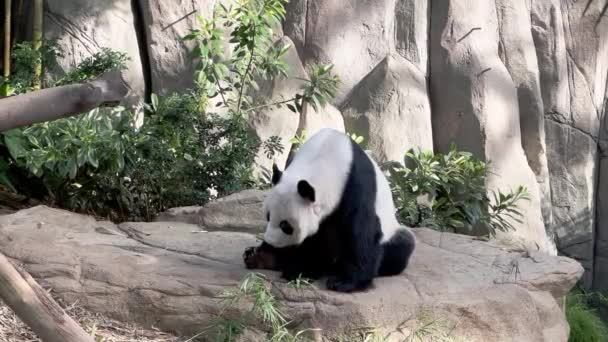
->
xmin=282 ymin=128 xmax=402 ymax=241
xmin=279 ymin=128 xmax=353 ymax=217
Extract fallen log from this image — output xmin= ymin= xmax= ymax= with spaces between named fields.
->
xmin=0 ymin=69 xmax=129 ymax=132
xmin=0 ymin=252 xmax=95 ymax=342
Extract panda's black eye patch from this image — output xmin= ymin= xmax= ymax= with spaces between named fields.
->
xmin=279 ymin=220 xmax=294 ymax=235
xmin=266 ymin=212 xmax=270 ymax=222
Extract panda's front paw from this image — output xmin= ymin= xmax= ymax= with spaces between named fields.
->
xmin=243 ymin=246 xmax=258 ymax=269
xmin=280 ymin=270 xmax=301 ymax=281
xmin=326 ymin=276 xmax=356 ymax=293
xmin=326 ymin=276 xmax=372 ymax=293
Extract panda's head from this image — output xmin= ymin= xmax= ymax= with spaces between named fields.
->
xmin=262 ymin=164 xmax=322 ymax=248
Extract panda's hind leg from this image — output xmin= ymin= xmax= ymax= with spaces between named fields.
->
xmin=377 ymin=228 xmax=416 ymax=277
xmin=326 ymin=211 xmax=382 ymax=293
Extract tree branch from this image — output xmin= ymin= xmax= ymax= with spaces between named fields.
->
xmin=0 ymin=69 xmax=129 ymax=132
xmin=0 ymin=252 xmax=95 ymax=342
xmin=236 ymin=24 xmax=256 ymax=113
xmin=244 ymin=97 xmax=297 ymax=112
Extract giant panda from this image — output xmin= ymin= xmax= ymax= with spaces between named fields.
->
xmin=243 ymin=128 xmax=415 ymax=293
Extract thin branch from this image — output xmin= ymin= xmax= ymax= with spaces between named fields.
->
xmin=211 ymin=68 xmax=228 ymax=106
xmin=244 ymin=97 xmax=297 ymax=112
xmin=236 ymin=24 xmax=256 ymax=113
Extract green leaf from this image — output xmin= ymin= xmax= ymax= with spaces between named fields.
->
xmin=0 ymin=82 xmax=15 ymax=97
xmin=3 ymin=130 xmax=28 ymax=159
xmin=68 ymin=157 xmax=78 ymax=179
xmin=151 ymin=93 xmax=159 ymax=112
xmin=0 ymin=158 xmax=16 ymax=192
xmin=86 ymin=149 xmax=99 ymax=168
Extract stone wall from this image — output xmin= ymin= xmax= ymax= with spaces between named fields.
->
xmin=39 ymin=0 xmax=608 ymax=287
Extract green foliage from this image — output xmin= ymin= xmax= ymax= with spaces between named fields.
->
xmin=5 ymin=90 xmax=258 ymax=221
xmin=183 ymin=0 xmax=290 ymax=115
xmin=348 ymin=133 xmax=365 ymax=146
xmin=54 ymin=48 xmax=130 ymax=86
xmin=567 ymin=290 xmax=608 ymax=342
xmin=2 ymin=40 xmax=61 ymax=94
xmin=3 ymin=107 xmax=142 ymax=217
xmin=0 ymin=0 xmax=340 ymax=223
xmin=183 ymin=0 xmax=340 ymax=170
xmin=196 ymin=272 xmax=315 ymax=342
xmin=129 ymin=91 xmax=259 ymax=220
xmin=0 ymin=44 xmax=137 ymax=216
xmin=0 ymin=41 xmax=129 ymax=96
xmin=288 ymin=130 xmax=307 ymax=151
xmin=298 ymin=64 xmax=340 ymax=112
xmin=385 ymin=145 xmax=530 ymax=237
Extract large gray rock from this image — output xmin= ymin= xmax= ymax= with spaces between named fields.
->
xmin=429 ymin=0 xmax=555 ymax=255
xmin=44 ymin=0 xmax=145 ymax=103
xmin=546 ymin=120 xmax=597 ymax=287
xmin=155 ymin=189 xmax=268 ymax=233
xmin=0 ymin=206 xmax=582 ymax=341
xmin=340 ymin=54 xmax=433 ymax=163
xmin=531 ymin=0 xmax=608 ymax=288
xmin=284 ymin=0 xmax=428 ymax=105
xmin=136 ymin=0 xmax=214 ymax=96
xmin=248 ymin=36 xmax=345 ymax=172
xmin=496 ymin=0 xmax=552 ymax=229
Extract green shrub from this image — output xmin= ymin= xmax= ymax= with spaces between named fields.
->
xmin=53 ymin=47 xmax=130 ymax=86
xmin=128 ymin=91 xmax=259 ymax=220
xmin=0 ymin=0 xmax=340 ymax=222
xmin=384 ymin=145 xmax=530 ymax=237
xmin=1 ymin=40 xmax=61 ymax=94
xmin=3 ymin=106 xmax=142 ymax=218
xmin=567 ymin=290 xmax=608 ymax=342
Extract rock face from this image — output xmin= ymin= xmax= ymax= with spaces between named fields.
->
xmin=341 ymin=54 xmax=433 ymax=163
xmin=429 ymin=0 xmax=555 ymax=255
xmin=495 ymin=0 xmax=552 ymax=228
xmin=530 ymin=0 xmax=608 ymax=288
xmin=0 ymin=205 xmax=582 ymax=341
xmin=135 ymin=0 xmax=217 ymax=96
xmin=283 ymin=0 xmax=429 ymax=107
xmin=43 ymin=0 xmax=145 ymax=103
xmin=37 ymin=0 xmax=608 ymax=288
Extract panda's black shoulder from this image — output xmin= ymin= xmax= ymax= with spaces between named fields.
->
xmin=323 ymin=138 xmax=378 ymax=227
xmin=342 ymin=138 xmax=378 ymax=203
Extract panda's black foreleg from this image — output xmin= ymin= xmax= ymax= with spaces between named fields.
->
xmin=326 ymin=212 xmax=381 ymax=293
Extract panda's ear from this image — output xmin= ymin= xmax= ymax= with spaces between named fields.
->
xmin=297 ymin=180 xmax=315 ymax=202
xmin=271 ymin=163 xmax=282 ymax=185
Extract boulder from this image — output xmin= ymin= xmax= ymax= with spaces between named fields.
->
xmin=495 ymin=0 xmax=552 ymax=229
xmin=531 ymin=0 xmax=608 ymax=288
xmin=135 ymin=0 xmax=215 ymax=96
xmin=44 ymin=0 xmax=145 ymax=103
xmin=340 ymin=53 xmax=433 ymax=163
xmin=283 ymin=0 xmax=428 ymax=106
xmin=0 ymin=206 xmax=582 ymax=341
xmin=248 ymin=36 xmax=345 ymax=172
xmin=429 ymin=0 xmax=556 ymax=255
xmin=155 ymin=189 xmax=268 ymax=233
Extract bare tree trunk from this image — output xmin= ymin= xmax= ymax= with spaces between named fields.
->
xmin=32 ymin=0 xmax=42 ymax=89
xmin=0 ymin=69 xmax=129 ymax=132
xmin=11 ymin=0 xmax=22 ymax=47
xmin=0 ymin=252 xmax=95 ymax=342
xmin=284 ymin=102 xmax=308 ymax=168
xmin=3 ymin=0 xmax=11 ymax=78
